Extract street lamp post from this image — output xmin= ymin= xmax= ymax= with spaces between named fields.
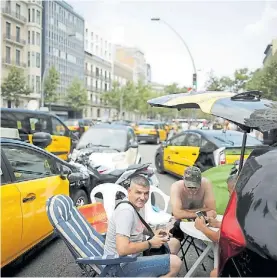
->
xmin=151 ymin=18 xmax=197 ymax=91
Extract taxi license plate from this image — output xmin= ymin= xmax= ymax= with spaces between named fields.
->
xmin=140 ymin=134 xmax=148 ymax=136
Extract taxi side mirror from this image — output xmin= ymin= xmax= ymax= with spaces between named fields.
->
xmin=60 ymin=165 xmax=71 ymax=180
xmin=32 ymin=132 xmax=52 ymax=149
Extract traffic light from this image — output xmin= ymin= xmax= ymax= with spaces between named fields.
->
xmin=192 ymin=73 xmax=197 ymax=86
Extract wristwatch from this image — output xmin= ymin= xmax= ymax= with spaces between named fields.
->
xmin=147 ymin=240 xmax=152 ymax=250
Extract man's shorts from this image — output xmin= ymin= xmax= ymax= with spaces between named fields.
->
xmin=121 ymin=254 xmax=170 ymax=277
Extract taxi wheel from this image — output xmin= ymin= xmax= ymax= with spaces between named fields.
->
xmin=155 ymin=154 xmax=165 ymax=174
xmin=72 ymin=189 xmax=89 ymax=207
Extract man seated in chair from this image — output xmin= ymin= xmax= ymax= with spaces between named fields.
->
xmin=171 ymin=166 xmax=217 ymax=221
xmin=194 ymin=173 xmax=238 ymax=278
xmin=104 ymin=175 xmax=182 ymax=277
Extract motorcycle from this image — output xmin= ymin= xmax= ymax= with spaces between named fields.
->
xmin=71 ymin=152 xmax=159 ymax=204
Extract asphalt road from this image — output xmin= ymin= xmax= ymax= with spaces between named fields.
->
xmin=2 ymin=143 xmax=214 ymax=277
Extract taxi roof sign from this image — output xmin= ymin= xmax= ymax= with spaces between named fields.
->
xmin=0 ymin=127 xmax=21 ymax=140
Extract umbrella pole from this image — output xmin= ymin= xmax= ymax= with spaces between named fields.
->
xmin=238 ymin=130 xmax=248 ymax=174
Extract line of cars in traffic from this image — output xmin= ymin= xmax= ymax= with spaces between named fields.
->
xmin=0 ymin=108 xmax=162 ymax=268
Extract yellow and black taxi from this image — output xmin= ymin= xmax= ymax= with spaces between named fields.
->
xmin=1 ymin=108 xmax=73 ymax=160
xmin=155 ymin=129 xmax=263 ymax=177
xmin=135 ymin=121 xmax=167 ymax=144
xmin=0 ymin=129 xmax=91 ymax=268
xmin=64 ymin=118 xmax=92 ymax=133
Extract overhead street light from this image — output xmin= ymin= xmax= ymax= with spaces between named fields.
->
xmin=151 ymin=18 xmax=197 ymax=90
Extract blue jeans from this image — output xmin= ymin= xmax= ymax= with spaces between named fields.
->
xmin=121 ymin=254 xmax=170 ymax=277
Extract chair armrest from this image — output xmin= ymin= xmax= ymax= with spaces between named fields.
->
xmin=76 ymin=255 xmax=137 ymax=265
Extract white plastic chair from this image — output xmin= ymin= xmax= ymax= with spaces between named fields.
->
xmin=144 ymin=186 xmax=172 ymax=226
xmin=90 ymin=183 xmax=128 ymax=220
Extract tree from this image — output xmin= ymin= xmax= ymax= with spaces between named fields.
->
xmin=246 ymin=59 xmax=277 ymax=100
xmin=66 ymin=78 xmax=88 ymax=117
xmin=232 ymin=68 xmax=253 ymax=92
xmin=1 ymin=66 xmax=31 ymax=108
xmin=43 ymin=66 xmax=59 ymax=105
xmin=205 ymin=71 xmax=225 ymax=91
xmin=164 ymin=83 xmax=188 ymax=94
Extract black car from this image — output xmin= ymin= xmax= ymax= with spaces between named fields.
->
xmin=218 ymin=145 xmax=277 ymax=276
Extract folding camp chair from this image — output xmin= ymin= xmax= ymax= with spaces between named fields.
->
xmin=46 ymin=195 xmax=136 ymax=277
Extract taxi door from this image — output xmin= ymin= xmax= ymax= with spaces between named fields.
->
xmin=171 ymin=132 xmax=201 ymax=176
xmin=48 ymin=116 xmax=71 ymax=160
xmin=0 ymin=156 xmax=23 ymax=268
xmin=163 ymin=133 xmax=187 ymax=174
xmin=2 ymin=144 xmax=69 ymax=255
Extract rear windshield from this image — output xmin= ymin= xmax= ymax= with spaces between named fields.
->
xmin=65 ymin=120 xmax=79 ymax=126
xmin=212 ymin=133 xmax=262 ymax=147
xmin=138 ymin=124 xmax=156 ymax=129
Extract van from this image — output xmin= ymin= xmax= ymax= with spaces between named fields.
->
xmin=1 ymin=108 xmax=72 ymax=160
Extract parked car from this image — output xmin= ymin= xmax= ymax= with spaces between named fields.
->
xmin=155 ymin=129 xmax=263 ymax=176
xmin=218 ymin=145 xmax=277 ymax=277
xmin=0 ymin=131 xmax=90 ymax=268
xmin=70 ymin=124 xmax=141 ymax=170
xmin=1 ymin=108 xmax=73 ymax=160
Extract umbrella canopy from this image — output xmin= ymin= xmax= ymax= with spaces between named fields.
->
xmin=148 ymin=90 xmax=276 ymax=130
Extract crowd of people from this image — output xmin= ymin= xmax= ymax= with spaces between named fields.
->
xmin=102 ymin=165 xmax=237 ymax=277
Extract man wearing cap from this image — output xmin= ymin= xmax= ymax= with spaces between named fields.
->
xmin=170 ymin=166 xmax=216 ymax=221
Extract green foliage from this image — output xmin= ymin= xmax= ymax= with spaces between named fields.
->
xmin=206 ymin=68 xmax=253 ymax=92
xmin=246 ymin=58 xmax=277 ymax=100
xmin=1 ymin=66 xmax=31 ymax=107
xmin=44 ymin=66 xmax=60 ymax=103
xmin=164 ymin=83 xmax=188 ymax=94
xmin=66 ymin=78 xmax=88 ymax=111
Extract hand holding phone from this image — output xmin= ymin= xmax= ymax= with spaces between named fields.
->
xmin=196 ymin=211 xmax=209 ymax=225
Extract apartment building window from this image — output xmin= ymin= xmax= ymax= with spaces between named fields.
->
xmin=96 ymin=67 xmax=99 ymax=77
xmin=6 ymin=46 xmax=11 ymax=63
xmin=28 ymin=9 xmax=31 ymax=22
xmin=104 ymin=83 xmax=107 ymax=91
xmin=16 ymin=4 xmax=20 ymax=19
xmin=32 ymin=9 xmax=35 ymax=22
xmin=32 ymin=52 xmax=35 ymax=66
xmin=100 ymin=69 xmax=103 ymax=77
xmin=36 ymin=76 xmax=40 ymax=93
xmin=28 ymin=52 xmax=30 ymax=67
xmin=28 ymin=31 xmax=31 ymax=43
xmin=85 ymin=62 xmax=88 ymax=70
xmin=32 ymin=31 xmax=35 ymax=45
xmin=104 ymin=70 xmax=107 ymax=78
xmin=36 ymin=32 xmax=40 ymax=46
xmin=6 ymin=0 xmax=11 ymax=11
xmin=6 ymin=22 xmax=11 ymax=39
xmin=16 ymin=50 xmax=20 ymax=66
xmin=96 ymin=80 xmax=98 ymax=89
xmin=36 ymin=53 xmax=40 ymax=68
xmin=16 ymin=26 xmax=20 ymax=42
xmin=36 ymin=10 xmax=41 ymax=25
xmin=91 ymin=65 xmax=93 ymax=72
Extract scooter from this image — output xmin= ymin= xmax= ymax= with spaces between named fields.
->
xmin=71 ymin=153 xmax=159 ymax=204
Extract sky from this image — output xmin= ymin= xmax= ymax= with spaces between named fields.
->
xmin=67 ymin=0 xmax=277 ymax=89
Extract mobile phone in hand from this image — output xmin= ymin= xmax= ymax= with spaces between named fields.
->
xmin=196 ymin=211 xmax=209 ymax=225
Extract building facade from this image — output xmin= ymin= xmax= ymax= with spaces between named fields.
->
xmin=84 ymin=51 xmax=112 ymax=120
xmin=42 ymin=0 xmax=84 ymax=119
xmin=146 ymin=64 xmax=151 ymax=84
xmin=1 ymin=0 xmax=42 ymax=108
xmin=263 ymin=38 xmax=277 ymax=65
xmin=84 ymin=24 xmax=113 ymax=120
xmin=115 ymin=46 xmax=147 ymax=84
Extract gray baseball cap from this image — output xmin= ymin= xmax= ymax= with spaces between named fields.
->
xmin=184 ymin=166 xmax=202 ymax=188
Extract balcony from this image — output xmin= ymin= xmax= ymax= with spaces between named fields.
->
xmin=3 ymin=34 xmax=26 ymax=46
xmin=2 ymin=58 xmax=27 ymax=68
xmin=1 ymin=7 xmax=27 ymax=23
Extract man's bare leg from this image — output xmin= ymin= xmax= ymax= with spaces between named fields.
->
xmin=161 ymin=254 xmax=182 ymax=277
xmin=168 ymin=237 xmax=181 ymax=255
